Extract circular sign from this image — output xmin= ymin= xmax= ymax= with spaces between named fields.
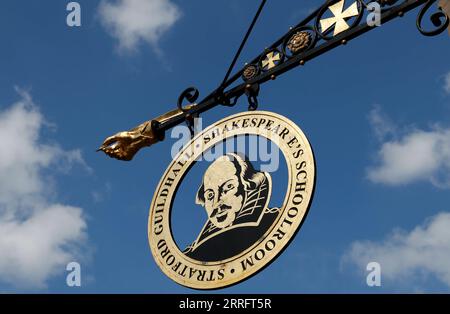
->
xmin=148 ymin=111 xmax=316 ymax=289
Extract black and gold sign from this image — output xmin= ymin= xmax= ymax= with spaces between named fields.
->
xmin=148 ymin=111 xmax=316 ymax=289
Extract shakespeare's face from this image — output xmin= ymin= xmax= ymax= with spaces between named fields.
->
xmin=202 ymin=157 xmax=244 ymax=229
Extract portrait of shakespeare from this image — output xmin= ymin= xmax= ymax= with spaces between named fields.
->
xmin=183 ymin=153 xmax=279 ymax=262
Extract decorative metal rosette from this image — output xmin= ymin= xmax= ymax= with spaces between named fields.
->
xmin=242 ymin=64 xmax=260 ymax=81
xmin=282 ymin=26 xmax=317 ymax=58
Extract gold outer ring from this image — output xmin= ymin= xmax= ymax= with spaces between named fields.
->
xmin=148 ymin=111 xmax=316 ymax=289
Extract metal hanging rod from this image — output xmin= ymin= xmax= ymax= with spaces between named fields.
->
xmin=98 ymin=0 xmax=449 ymax=161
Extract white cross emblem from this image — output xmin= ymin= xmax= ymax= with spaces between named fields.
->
xmin=261 ymin=51 xmax=281 ymax=71
xmin=320 ymin=0 xmax=359 ymax=36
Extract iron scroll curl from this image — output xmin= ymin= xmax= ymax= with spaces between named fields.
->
xmin=417 ymin=0 xmax=449 ymax=36
xmin=177 ymin=87 xmax=200 ymax=112
xmin=177 ymin=87 xmax=200 ymax=137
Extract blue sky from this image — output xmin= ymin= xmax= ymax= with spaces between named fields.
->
xmin=0 ymin=0 xmax=450 ymax=293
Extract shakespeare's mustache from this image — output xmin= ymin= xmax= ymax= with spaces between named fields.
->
xmin=210 ymin=204 xmax=232 ymax=219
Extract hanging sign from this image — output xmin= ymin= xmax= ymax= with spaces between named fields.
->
xmin=148 ymin=111 xmax=316 ymax=289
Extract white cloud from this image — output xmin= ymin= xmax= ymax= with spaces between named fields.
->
xmin=368 ymin=128 xmax=450 ymax=186
xmin=98 ymin=0 xmax=181 ymax=53
xmin=0 ymin=205 xmax=86 ymax=288
xmin=343 ymin=212 xmax=450 ymax=289
xmin=0 ymin=89 xmax=88 ymax=289
xmin=368 ymin=105 xmax=396 ymax=141
xmin=367 ymin=107 xmax=450 ymax=187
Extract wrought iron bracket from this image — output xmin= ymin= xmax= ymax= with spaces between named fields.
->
xmin=153 ymin=0 xmax=448 ymax=137
xmin=98 ymin=0 xmax=449 ymax=161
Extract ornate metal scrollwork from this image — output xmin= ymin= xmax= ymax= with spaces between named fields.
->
xmin=417 ymin=0 xmax=449 ymax=36
xmin=177 ymin=87 xmax=200 ymax=137
xmin=99 ymin=0 xmax=449 ymax=161
xmin=245 ymin=83 xmax=260 ymax=111
xmin=177 ymin=87 xmax=200 ymax=112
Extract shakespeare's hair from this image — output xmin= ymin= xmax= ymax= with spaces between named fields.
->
xmin=196 ymin=153 xmax=266 ymax=206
